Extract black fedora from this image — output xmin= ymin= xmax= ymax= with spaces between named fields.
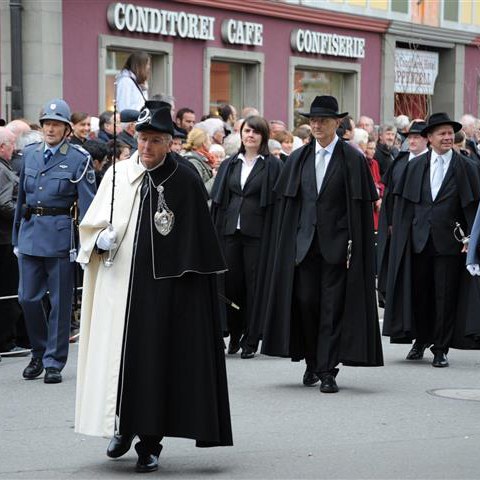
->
xmin=299 ymin=95 xmax=348 ymax=118
xmin=421 ymin=112 xmax=462 ymax=137
xmin=136 ymin=105 xmax=174 ymax=136
xmin=406 ymin=121 xmax=427 ymax=136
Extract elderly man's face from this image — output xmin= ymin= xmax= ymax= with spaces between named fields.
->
xmin=137 ymin=131 xmax=172 ymax=169
xmin=427 ymin=125 xmax=454 ymax=155
xmin=310 ymin=117 xmax=340 ymax=147
xmin=380 ymin=130 xmax=396 ymax=148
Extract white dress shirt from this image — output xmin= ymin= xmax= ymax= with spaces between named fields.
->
xmin=408 ymin=148 xmax=429 ymax=161
xmin=236 ymin=153 xmax=264 ymax=229
xmin=315 ymin=135 xmax=339 ymax=173
xmin=430 ymin=148 xmax=452 ymax=194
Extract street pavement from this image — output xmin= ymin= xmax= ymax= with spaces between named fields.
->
xmin=0 ymin=331 xmax=479 ymax=479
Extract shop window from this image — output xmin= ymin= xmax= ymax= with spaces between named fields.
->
xmin=391 ymin=0 xmax=408 ymax=14
xmin=209 ymin=60 xmax=261 ymax=115
xmin=444 ymin=0 xmax=459 ymax=22
xmin=205 ymin=48 xmax=264 ymax=117
xmin=293 ymin=69 xmax=344 ymax=128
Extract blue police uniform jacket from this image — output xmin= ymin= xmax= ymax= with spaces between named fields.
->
xmin=12 ymin=141 xmax=96 ymax=257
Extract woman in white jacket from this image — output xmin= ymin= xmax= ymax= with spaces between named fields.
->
xmin=115 ymin=52 xmax=150 ymax=111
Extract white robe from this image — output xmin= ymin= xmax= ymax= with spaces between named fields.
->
xmin=75 ymin=153 xmax=145 ymax=437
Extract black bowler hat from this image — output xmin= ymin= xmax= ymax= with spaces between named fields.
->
xmin=406 ymin=121 xmax=427 ymax=136
xmin=421 ymin=112 xmax=462 ymax=137
xmin=299 ymin=95 xmax=348 ymax=118
xmin=120 ymin=109 xmax=139 ymax=123
xmin=135 ymin=105 xmax=175 ymax=136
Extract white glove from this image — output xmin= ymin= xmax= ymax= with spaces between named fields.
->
xmin=466 ymin=264 xmax=480 ymax=276
xmin=96 ymin=227 xmax=117 ymax=251
xmin=13 ymin=247 xmax=19 ymax=258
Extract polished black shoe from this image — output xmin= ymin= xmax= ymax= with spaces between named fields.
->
xmin=106 ymin=434 xmax=135 ymax=458
xmin=320 ymin=375 xmax=339 ymax=393
xmin=432 ymin=352 xmax=449 ymax=368
xmin=406 ymin=342 xmax=429 ymax=360
xmin=135 ymin=453 xmax=159 ymax=473
xmin=22 ymin=358 xmax=44 ymax=379
xmin=227 ymin=339 xmax=240 ymax=354
xmin=44 ymin=367 xmax=62 ymax=384
xmin=240 ymin=346 xmax=255 ymax=359
xmin=302 ymin=369 xmax=320 ymax=386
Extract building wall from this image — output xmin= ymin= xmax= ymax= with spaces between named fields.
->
xmin=62 ymin=0 xmax=383 ymax=123
xmin=464 ymin=45 xmax=480 ymax=116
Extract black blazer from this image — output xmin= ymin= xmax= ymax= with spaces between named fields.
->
xmin=296 ymin=141 xmax=349 ymax=264
xmin=222 ymin=155 xmax=267 ymax=238
xmin=411 ymin=153 xmax=466 ymax=255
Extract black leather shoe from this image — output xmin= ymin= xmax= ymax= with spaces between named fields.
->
xmin=432 ymin=352 xmax=449 ymax=368
xmin=406 ymin=342 xmax=429 ymax=360
xmin=227 ymin=339 xmax=240 ymax=354
xmin=22 ymin=358 xmax=44 ymax=379
xmin=135 ymin=453 xmax=159 ymax=473
xmin=240 ymin=346 xmax=255 ymax=359
xmin=303 ymin=369 xmax=320 ymax=386
xmin=320 ymin=375 xmax=339 ymax=393
xmin=107 ymin=434 xmax=135 ymax=458
xmin=44 ymin=367 xmax=62 ymax=384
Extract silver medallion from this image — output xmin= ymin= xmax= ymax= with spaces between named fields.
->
xmin=153 ymin=184 xmax=174 ymax=236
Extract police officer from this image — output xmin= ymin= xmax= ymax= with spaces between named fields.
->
xmin=13 ymin=99 xmax=96 ymax=383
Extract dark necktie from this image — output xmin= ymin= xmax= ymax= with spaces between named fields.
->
xmin=44 ymin=149 xmax=53 ymax=163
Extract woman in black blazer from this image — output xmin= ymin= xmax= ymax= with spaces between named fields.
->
xmin=211 ymin=116 xmax=283 ymax=358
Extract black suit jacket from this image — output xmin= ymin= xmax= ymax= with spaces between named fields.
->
xmin=296 ymin=141 xmax=348 ymax=264
xmin=223 ymin=156 xmax=267 ymax=238
xmin=411 ymin=152 xmax=465 ymax=255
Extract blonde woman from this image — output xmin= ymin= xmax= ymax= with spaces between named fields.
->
xmin=182 ymin=127 xmax=218 ymax=195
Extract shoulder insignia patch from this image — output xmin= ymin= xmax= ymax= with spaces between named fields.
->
xmin=86 ymin=169 xmax=96 ymax=184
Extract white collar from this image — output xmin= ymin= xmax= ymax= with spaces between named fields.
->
xmin=237 ymin=152 xmax=264 ymax=163
xmin=431 ymin=148 xmax=453 ymax=163
xmin=315 ymin=135 xmax=339 ymax=156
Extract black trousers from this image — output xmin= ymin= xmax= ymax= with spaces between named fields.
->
xmin=0 ymin=244 xmax=28 ymax=350
xmin=294 ymin=235 xmax=347 ymax=375
xmin=135 ymin=435 xmax=163 ymax=457
xmin=412 ymin=245 xmax=463 ymax=353
xmin=224 ymin=231 xmax=260 ymax=349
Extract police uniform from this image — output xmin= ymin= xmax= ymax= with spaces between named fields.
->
xmin=12 ymin=99 xmax=96 ymax=379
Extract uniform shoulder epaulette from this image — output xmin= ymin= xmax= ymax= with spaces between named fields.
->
xmin=23 ymin=141 xmax=42 ymax=150
xmin=69 ymin=143 xmax=90 ymax=157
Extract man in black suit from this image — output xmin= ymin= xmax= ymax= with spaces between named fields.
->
xmin=383 ymin=113 xmax=480 ymax=367
xmin=261 ymin=96 xmax=383 ymax=393
xmin=377 ymin=121 xmax=428 ymax=306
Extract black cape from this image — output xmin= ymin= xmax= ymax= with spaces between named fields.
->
xmin=210 ymin=153 xmax=283 ymax=342
xmin=117 ymin=155 xmax=233 ymax=447
xmin=261 ymin=138 xmax=384 ymax=367
xmin=383 ymin=150 xmax=480 ymax=347
xmin=377 ymin=151 xmax=410 ymax=299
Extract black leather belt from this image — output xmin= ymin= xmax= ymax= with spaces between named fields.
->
xmin=24 ymin=206 xmax=71 ymax=220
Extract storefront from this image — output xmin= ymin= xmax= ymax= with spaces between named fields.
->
xmin=61 ymin=0 xmax=387 ymax=128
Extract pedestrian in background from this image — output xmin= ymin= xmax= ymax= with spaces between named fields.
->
xmin=116 ymin=51 xmax=150 ymax=111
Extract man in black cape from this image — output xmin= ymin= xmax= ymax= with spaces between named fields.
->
xmin=75 ymin=102 xmax=232 ymax=473
xmin=261 ymin=96 xmax=383 ymax=394
xmin=377 ymin=121 xmax=428 ymax=306
xmin=383 ymin=113 xmax=480 ymax=366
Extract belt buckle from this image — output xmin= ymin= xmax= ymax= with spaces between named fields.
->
xmin=36 ymin=207 xmax=44 ymax=216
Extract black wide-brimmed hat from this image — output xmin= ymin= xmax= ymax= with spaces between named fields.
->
xmin=120 ymin=109 xmax=140 ymax=123
xmin=421 ymin=112 xmax=462 ymax=137
xmin=135 ymin=104 xmax=174 ymax=136
xmin=406 ymin=121 xmax=427 ymax=136
xmin=299 ymin=95 xmax=348 ymax=118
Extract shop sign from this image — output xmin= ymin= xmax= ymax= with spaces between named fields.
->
xmin=107 ymin=2 xmax=215 ymax=40
xmin=291 ymin=29 xmax=365 ymax=59
xmin=394 ymin=48 xmax=439 ymax=95
xmin=221 ymin=19 xmax=263 ymax=46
